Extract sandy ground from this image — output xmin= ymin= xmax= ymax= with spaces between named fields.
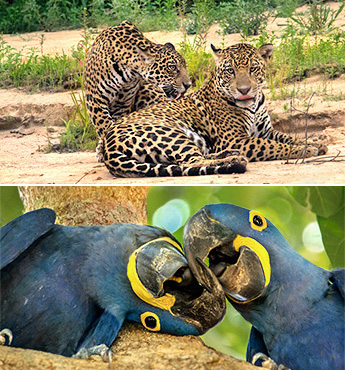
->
xmin=1 ymin=2 xmax=344 ymax=185
xmin=1 ymin=97 xmax=343 ymax=184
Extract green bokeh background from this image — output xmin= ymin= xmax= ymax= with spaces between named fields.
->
xmin=0 ymin=185 xmax=344 ymax=360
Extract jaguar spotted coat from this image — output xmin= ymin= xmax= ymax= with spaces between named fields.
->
xmin=84 ymin=20 xmax=191 ymax=142
xmin=100 ymin=43 xmax=327 ymax=177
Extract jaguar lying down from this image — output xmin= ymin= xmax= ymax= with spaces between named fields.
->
xmin=101 ymin=43 xmax=327 ymax=177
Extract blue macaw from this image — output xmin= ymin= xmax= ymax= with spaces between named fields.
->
xmin=183 ymin=203 xmax=345 ymax=370
xmin=0 ymin=208 xmax=226 ymax=358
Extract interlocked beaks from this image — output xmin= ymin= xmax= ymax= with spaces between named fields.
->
xmin=127 ymin=237 xmax=226 ymax=333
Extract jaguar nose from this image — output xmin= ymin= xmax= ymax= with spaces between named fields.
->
xmin=183 ymin=81 xmax=192 ymax=91
xmin=237 ymin=86 xmax=251 ymax=95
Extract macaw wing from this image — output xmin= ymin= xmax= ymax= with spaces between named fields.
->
xmin=0 ymin=208 xmax=56 ymax=269
xmin=330 ymin=268 xmax=345 ymax=300
xmin=76 ymin=311 xmax=124 ymax=352
xmin=246 ymin=326 xmax=269 ymax=364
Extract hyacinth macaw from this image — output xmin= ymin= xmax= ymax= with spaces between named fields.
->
xmin=183 ymin=203 xmax=344 ymax=370
xmin=0 ymin=208 xmax=226 ymax=359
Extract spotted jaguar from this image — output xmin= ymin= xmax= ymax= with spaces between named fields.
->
xmin=99 ymin=43 xmax=326 ymax=177
xmin=84 ymin=20 xmax=191 ymax=159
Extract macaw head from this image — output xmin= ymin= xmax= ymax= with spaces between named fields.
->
xmin=183 ymin=203 xmax=298 ymax=304
xmin=126 ymin=236 xmax=226 ymax=335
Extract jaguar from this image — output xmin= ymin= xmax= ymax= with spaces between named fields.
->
xmin=84 ymin=20 xmax=191 ymax=159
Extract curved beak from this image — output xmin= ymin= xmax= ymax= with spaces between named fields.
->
xmin=135 ymin=240 xmax=188 ymax=298
xmin=128 ymin=237 xmax=226 ymax=333
xmin=169 ymin=255 xmax=226 ymax=334
xmin=183 ymin=207 xmax=270 ymax=304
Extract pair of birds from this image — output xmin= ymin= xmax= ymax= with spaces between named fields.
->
xmin=0 ymin=205 xmax=344 ymax=370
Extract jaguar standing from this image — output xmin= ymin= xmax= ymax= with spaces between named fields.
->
xmin=84 ymin=20 xmax=191 ymax=159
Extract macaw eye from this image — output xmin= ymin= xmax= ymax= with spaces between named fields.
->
xmin=253 ymin=215 xmax=263 ymax=226
xmin=249 ymin=210 xmax=267 ymax=231
xmin=140 ymin=312 xmax=161 ymax=331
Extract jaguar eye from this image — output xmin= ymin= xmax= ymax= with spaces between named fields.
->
xmin=227 ymin=68 xmax=235 ymax=74
xmin=249 ymin=66 xmax=256 ymax=73
xmin=140 ymin=312 xmax=161 ymax=331
xmin=168 ymin=64 xmax=178 ymax=72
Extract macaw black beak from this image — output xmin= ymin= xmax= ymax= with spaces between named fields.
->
xmin=168 ymin=254 xmax=226 ymax=334
xmin=127 ymin=237 xmax=226 ymax=333
xmin=183 ymin=208 xmax=269 ymax=303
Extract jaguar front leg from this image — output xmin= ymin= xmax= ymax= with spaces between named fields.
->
xmin=228 ymin=136 xmax=324 ymax=162
xmin=263 ymin=129 xmax=328 ymax=155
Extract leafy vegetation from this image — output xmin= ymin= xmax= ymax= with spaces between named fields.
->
xmin=59 ymin=74 xmax=98 ymax=152
xmin=0 ymin=36 xmax=80 ymax=91
xmin=290 ymin=0 xmax=345 ymax=35
xmin=178 ymin=36 xmax=215 ymax=89
xmin=0 ymin=0 xmax=180 ymax=34
xmin=218 ymin=0 xmax=273 ymax=38
xmin=288 ymin=186 xmax=345 ymax=268
xmin=268 ymin=29 xmax=345 ymax=99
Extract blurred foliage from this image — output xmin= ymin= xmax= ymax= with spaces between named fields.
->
xmin=288 ymin=186 xmax=344 ymax=268
xmin=0 ymin=187 xmax=23 ymax=227
xmin=0 ymin=186 xmax=343 ymax=360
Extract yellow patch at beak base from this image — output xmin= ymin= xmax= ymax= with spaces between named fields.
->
xmin=127 ymin=237 xmax=183 ymax=314
xmin=233 ymin=235 xmax=271 ymax=287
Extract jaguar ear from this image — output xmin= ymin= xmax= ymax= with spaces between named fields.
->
xmin=211 ymin=44 xmax=224 ymax=64
xmin=258 ymin=44 xmax=274 ymax=62
xmin=164 ymin=42 xmax=175 ymax=51
xmin=136 ymin=45 xmax=154 ymax=64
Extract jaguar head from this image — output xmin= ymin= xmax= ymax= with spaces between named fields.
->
xmin=211 ymin=43 xmax=273 ymax=108
xmin=137 ymin=43 xmax=191 ymax=100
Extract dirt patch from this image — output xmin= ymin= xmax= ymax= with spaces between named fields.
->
xmin=0 ymin=108 xmax=344 ymax=184
xmin=0 ymin=88 xmax=74 ymax=128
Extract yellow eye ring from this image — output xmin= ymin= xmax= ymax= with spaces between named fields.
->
xmin=249 ymin=210 xmax=267 ymax=231
xmin=140 ymin=312 xmax=161 ymax=332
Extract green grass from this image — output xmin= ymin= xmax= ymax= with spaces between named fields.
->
xmin=252 ymin=27 xmax=345 ymax=100
xmin=59 ymin=72 xmax=98 ymax=152
xmin=0 ymin=37 xmax=80 ymax=92
xmin=178 ymin=36 xmax=215 ymax=89
xmin=0 ymin=0 xmax=181 ymax=34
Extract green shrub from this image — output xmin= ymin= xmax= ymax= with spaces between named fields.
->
xmin=218 ymin=0 xmax=273 ymax=38
xmin=0 ymin=37 xmax=80 ymax=91
xmin=59 ymin=67 xmax=98 ymax=152
xmin=290 ymin=0 xmax=345 ymax=35
xmin=178 ymin=36 xmax=215 ymax=89
xmin=261 ymin=27 xmax=345 ymax=99
xmin=183 ymin=0 xmax=216 ymax=35
xmin=268 ymin=0 xmax=301 ymax=17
